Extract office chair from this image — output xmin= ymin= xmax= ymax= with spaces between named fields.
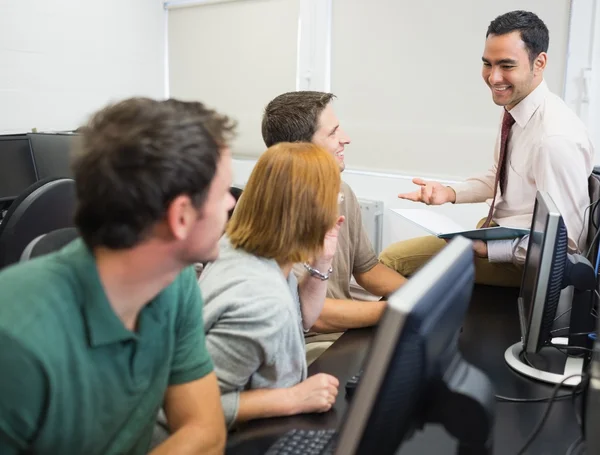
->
xmin=587 ymin=172 xmax=600 ymax=262
xmin=229 ymin=186 xmax=243 ymax=220
xmin=20 ymin=227 xmax=79 ymax=261
xmin=0 ymin=177 xmax=76 ymax=269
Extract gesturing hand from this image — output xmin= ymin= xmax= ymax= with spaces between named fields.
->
xmin=398 ymin=178 xmax=456 ymax=205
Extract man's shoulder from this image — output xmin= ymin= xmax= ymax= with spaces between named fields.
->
xmin=341 ymin=180 xmax=357 ymax=199
xmin=339 ymin=180 xmax=363 ymax=225
xmin=0 ymin=253 xmax=81 ymax=356
xmin=538 ymin=92 xmax=590 ymax=139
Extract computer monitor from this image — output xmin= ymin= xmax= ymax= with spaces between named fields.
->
xmin=584 ymin=320 xmax=600 ymax=453
xmin=505 ymin=191 xmax=596 ymax=386
xmin=0 ymin=135 xmax=38 ymax=203
xmin=27 ymin=133 xmax=78 ymax=180
xmin=267 ymin=237 xmax=496 ymax=455
xmin=519 ymin=191 xmax=569 ymax=353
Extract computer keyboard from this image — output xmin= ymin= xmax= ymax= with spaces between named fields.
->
xmin=265 ymin=429 xmax=337 ymax=455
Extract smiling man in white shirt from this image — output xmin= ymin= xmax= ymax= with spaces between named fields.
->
xmin=380 ymin=10 xmax=594 ymax=287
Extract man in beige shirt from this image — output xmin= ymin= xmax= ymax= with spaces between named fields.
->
xmin=380 ymin=10 xmax=594 ymax=287
xmin=262 ymin=92 xmax=407 ymax=362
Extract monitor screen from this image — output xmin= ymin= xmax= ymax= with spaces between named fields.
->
xmin=518 ymin=191 xmax=568 ymax=353
xmin=335 ymin=237 xmax=480 ymax=454
xmin=0 ymin=136 xmax=38 ymax=202
xmin=28 ymin=133 xmax=78 ymax=180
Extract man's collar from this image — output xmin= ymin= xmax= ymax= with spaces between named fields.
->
xmin=70 ymin=240 xmax=138 ymax=347
xmin=508 ymin=79 xmax=549 ymax=128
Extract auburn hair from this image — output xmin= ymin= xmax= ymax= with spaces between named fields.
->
xmin=227 ymin=142 xmax=340 ymax=264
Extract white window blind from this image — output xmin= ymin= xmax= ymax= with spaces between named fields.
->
xmin=168 ymin=0 xmax=299 ymax=157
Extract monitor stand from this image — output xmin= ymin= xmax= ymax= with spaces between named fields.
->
xmin=504 ymin=337 xmax=583 ymax=387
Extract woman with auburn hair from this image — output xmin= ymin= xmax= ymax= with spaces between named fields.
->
xmin=199 ymin=142 xmax=343 ymax=428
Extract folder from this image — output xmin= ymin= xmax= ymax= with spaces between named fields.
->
xmin=390 ymin=208 xmax=529 ymax=241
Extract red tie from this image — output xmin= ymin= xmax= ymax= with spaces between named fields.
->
xmin=482 ymin=110 xmax=515 ymax=228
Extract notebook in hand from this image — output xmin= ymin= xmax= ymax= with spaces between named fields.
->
xmin=390 ymin=208 xmax=529 ymax=241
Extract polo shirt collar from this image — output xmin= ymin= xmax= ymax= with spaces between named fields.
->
xmin=66 ymin=239 xmax=138 ymax=347
xmin=508 ymin=79 xmax=549 ymax=129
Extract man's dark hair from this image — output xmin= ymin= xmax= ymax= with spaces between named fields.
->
xmin=486 ymin=11 xmax=549 ymax=65
xmin=73 ymin=97 xmax=236 ymax=250
xmin=261 ymin=91 xmax=335 ymax=147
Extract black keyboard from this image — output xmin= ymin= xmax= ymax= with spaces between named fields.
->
xmin=265 ymin=429 xmax=337 ymax=455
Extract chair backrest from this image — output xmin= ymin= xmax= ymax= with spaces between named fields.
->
xmin=587 ymin=172 xmax=600 ymax=261
xmin=229 ymin=186 xmax=243 ymax=220
xmin=0 ymin=177 xmax=76 ymax=269
xmin=20 ymin=227 xmax=79 ymax=262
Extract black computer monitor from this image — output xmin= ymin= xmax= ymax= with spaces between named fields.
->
xmin=584 ymin=320 xmax=600 ymax=452
xmin=0 ymin=135 xmax=38 ymax=203
xmin=267 ymin=237 xmax=496 ymax=455
xmin=519 ymin=190 xmax=569 ymax=353
xmin=27 ymin=133 xmax=78 ymax=180
xmin=505 ymin=191 xmax=596 ymax=386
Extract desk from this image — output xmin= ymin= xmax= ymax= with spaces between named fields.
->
xmin=227 ymin=285 xmax=582 ymax=454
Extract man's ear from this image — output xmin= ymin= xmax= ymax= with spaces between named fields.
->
xmin=165 ymin=195 xmax=197 ymax=241
xmin=533 ymin=52 xmax=547 ymax=74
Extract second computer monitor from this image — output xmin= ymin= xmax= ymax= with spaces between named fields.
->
xmin=0 ymin=135 xmax=38 ymax=202
xmin=518 ymin=191 xmax=568 ymax=354
xmin=28 ymin=133 xmax=77 ymax=180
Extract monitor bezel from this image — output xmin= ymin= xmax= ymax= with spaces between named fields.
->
xmin=520 ymin=191 xmax=562 ymax=353
xmin=334 ymin=237 xmax=474 ymax=455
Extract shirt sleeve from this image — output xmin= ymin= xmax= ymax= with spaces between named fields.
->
xmin=534 ymin=135 xmax=592 ymax=254
xmin=345 ymin=186 xmax=378 ymax=274
xmin=0 ymin=332 xmax=48 ymax=454
xmin=204 ymin=290 xmax=286 ymax=428
xmin=451 ymin=166 xmax=497 ymax=204
xmin=169 ymin=267 xmax=214 ymax=386
xmin=488 ymin=236 xmax=529 ymax=265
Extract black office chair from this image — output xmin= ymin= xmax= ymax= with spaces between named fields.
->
xmin=20 ymin=227 xmax=79 ymax=261
xmin=229 ymin=186 xmax=243 ymax=220
xmin=587 ymin=172 xmax=600 ymax=262
xmin=0 ymin=177 xmax=76 ymax=269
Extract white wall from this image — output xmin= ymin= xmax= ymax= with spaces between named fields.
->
xmin=590 ymin=2 xmax=600 ymax=155
xmin=0 ymin=0 xmax=166 ymax=134
xmin=564 ymin=0 xmax=600 ymax=162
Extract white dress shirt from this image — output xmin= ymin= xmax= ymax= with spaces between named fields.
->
xmin=451 ymin=80 xmax=594 ymax=264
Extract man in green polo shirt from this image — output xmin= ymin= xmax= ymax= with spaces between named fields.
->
xmin=0 ymin=98 xmax=236 ymax=454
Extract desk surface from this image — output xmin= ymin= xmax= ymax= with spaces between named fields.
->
xmin=226 ymin=285 xmax=582 ymax=454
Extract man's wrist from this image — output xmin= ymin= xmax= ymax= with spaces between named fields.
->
xmin=446 ymin=186 xmax=457 ymax=204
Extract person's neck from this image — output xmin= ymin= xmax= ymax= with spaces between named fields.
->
xmin=94 ymin=241 xmax=183 ymax=332
xmin=507 ymin=77 xmax=543 ymax=111
xmin=279 ymin=262 xmax=293 ymax=278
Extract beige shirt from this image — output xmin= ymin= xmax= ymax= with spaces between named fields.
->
xmin=297 ymin=181 xmax=379 ymax=343
xmin=451 ymin=80 xmax=594 ymax=264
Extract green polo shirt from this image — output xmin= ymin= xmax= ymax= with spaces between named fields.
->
xmin=0 ymin=239 xmax=213 ymax=455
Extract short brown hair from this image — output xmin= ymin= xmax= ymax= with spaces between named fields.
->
xmin=73 ymin=97 xmax=236 ymax=249
xmin=261 ymin=91 xmax=335 ymax=147
xmin=227 ymin=142 xmax=340 ymax=264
